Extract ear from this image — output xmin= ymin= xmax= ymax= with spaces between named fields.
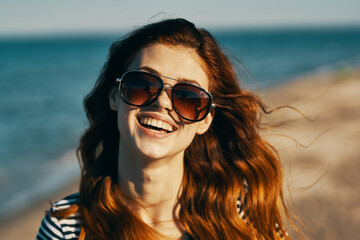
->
xmin=196 ymin=109 xmax=214 ymax=135
xmin=109 ymin=87 xmax=119 ymax=111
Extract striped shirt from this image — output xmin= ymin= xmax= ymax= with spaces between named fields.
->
xmin=36 ymin=193 xmax=80 ymax=240
xmin=36 ymin=191 xmax=288 ymax=239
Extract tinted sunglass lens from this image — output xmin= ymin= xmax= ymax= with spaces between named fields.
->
xmin=172 ymin=84 xmax=211 ymax=121
xmin=121 ymin=72 xmax=162 ymax=106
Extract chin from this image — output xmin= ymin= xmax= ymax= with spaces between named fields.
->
xmin=135 ymin=141 xmax=171 ymax=160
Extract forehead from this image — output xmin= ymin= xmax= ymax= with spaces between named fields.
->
xmin=127 ymin=44 xmax=209 ymax=89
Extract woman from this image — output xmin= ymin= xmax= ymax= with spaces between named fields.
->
xmin=37 ymin=18 xmax=295 ymax=239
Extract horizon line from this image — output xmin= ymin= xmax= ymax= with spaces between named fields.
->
xmin=1 ymin=22 xmax=360 ymax=39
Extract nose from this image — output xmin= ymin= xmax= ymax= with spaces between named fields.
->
xmin=153 ymin=85 xmax=173 ymax=111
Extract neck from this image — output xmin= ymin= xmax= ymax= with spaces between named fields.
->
xmin=117 ymin=142 xmax=184 ymax=236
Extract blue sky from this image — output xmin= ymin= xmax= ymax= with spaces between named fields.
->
xmin=1 ymin=0 xmax=360 ymax=36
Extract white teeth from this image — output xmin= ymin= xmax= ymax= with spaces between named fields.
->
xmin=139 ymin=117 xmax=174 ymax=132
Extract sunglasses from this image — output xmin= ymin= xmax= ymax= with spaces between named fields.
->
xmin=116 ymin=70 xmax=215 ymax=122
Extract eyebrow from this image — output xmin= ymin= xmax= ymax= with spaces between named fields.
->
xmin=138 ymin=66 xmax=201 ymax=86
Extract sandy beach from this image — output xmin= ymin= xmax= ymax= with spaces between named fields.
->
xmin=0 ymin=67 xmax=359 ymax=240
xmin=261 ymin=67 xmax=360 ymax=239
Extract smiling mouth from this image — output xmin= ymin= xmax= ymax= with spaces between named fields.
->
xmin=138 ymin=117 xmax=176 ymax=133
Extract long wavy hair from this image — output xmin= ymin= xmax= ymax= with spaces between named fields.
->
xmin=58 ymin=18 xmax=298 ymax=239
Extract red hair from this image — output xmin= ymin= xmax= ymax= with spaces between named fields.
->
xmin=54 ymin=18 xmax=301 ymax=239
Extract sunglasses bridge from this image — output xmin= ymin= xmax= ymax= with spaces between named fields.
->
xmin=158 ymin=83 xmax=175 ymax=100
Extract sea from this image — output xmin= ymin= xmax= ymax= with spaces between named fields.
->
xmin=1 ymin=27 xmax=360 ymax=221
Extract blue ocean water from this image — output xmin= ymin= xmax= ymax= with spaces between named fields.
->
xmin=0 ymin=27 xmax=360 ymax=220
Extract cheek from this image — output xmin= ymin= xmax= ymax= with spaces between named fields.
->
xmin=116 ymin=104 xmax=135 ymax=135
xmin=179 ymin=123 xmax=201 ymax=143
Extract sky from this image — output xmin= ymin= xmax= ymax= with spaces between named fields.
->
xmin=1 ymin=0 xmax=360 ymax=36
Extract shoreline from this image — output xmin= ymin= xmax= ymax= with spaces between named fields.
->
xmin=0 ymin=150 xmax=80 ymax=223
xmin=0 ymin=176 xmax=80 ymax=239
xmin=1 ymin=67 xmax=359 ymax=239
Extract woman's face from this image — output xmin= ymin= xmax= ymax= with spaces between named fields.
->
xmin=110 ymin=44 xmax=213 ymax=162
